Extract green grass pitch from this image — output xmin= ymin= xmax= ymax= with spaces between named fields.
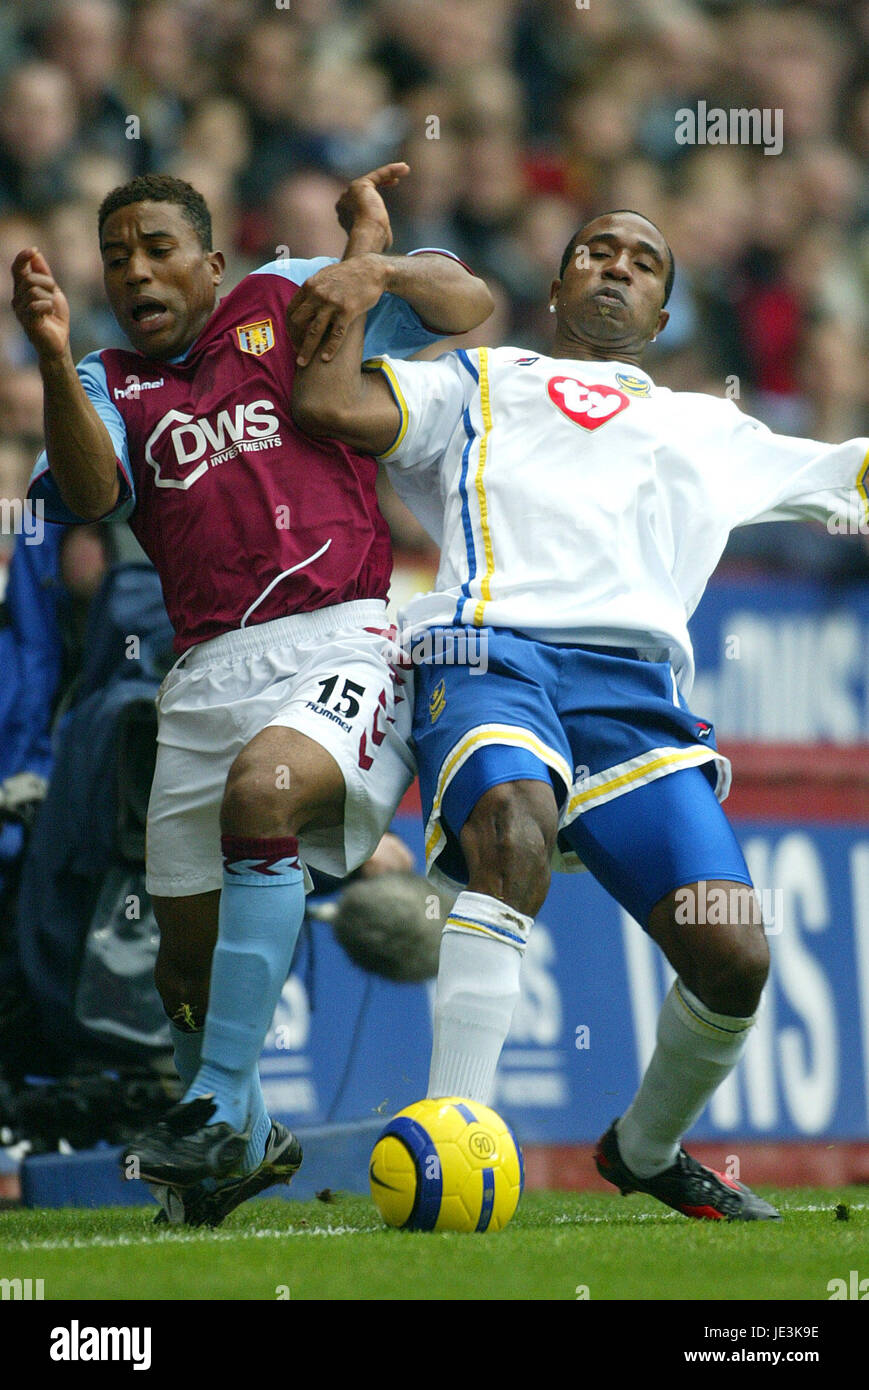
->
xmin=0 ymin=1187 xmax=865 ymax=1301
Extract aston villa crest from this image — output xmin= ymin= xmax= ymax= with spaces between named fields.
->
xmin=236 ymin=318 xmax=275 ymax=356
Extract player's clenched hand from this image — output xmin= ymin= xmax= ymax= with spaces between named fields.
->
xmin=11 ymin=248 xmax=70 ymax=362
xmin=335 ymin=162 xmax=409 ymax=253
xmin=287 ymin=253 xmax=390 ymax=366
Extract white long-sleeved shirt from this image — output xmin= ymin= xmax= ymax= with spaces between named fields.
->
xmin=367 ymin=346 xmax=868 ymax=695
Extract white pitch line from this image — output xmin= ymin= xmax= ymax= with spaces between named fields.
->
xmin=555 ymin=1211 xmax=678 ymax=1224
xmin=782 ymin=1203 xmax=868 ymax=1213
xmin=0 ymin=1224 xmax=377 ymax=1253
xmin=0 ymin=1203 xmax=863 ymax=1252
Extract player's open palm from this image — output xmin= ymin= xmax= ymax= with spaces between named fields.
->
xmin=11 ymin=248 xmax=70 ymax=362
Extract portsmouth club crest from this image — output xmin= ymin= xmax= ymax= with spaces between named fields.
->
xmin=236 ymin=318 xmax=275 ymax=356
xmin=615 ymin=371 xmax=651 ymax=397
xmin=429 ymin=679 xmax=446 ymax=724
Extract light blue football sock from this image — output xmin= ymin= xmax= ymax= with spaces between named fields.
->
xmin=169 ymin=960 xmax=272 ymax=1172
xmin=185 ymin=834 xmax=306 ymax=1136
xmin=244 ymin=1074 xmax=273 ymax=1172
xmin=169 ymin=935 xmax=277 ymax=1174
xmin=172 ymin=1014 xmax=270 ymax=1177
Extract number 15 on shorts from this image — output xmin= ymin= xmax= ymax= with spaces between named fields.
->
xmin=313 ymin=673 xmax=366 ymax=719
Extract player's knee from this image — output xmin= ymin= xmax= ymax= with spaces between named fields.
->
xmin=690 ymin=923 xmax=770 ymax=1016
xmin=221 ymin=745 xmax=296 ymax=837
xmin=461 ymin=781 xmax=557 ymax=916
xmin=732 ymin=925 xmax=770 ymax=1002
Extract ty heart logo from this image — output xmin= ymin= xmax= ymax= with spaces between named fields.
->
xmin=547 ymin=376 xmax=629 ymax=430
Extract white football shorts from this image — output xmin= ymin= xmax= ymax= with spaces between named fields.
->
xmin=145 ymin=600 xmax=414 ymax=897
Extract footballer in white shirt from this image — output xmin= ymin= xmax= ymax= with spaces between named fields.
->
xmin=292 ymin=209 xmax=868 ymax=1222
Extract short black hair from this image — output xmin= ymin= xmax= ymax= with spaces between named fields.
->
xmin=98 ymin=174 xmax=212 ymax=251
xmin=559 ymin=210 xmax=675 ymax=306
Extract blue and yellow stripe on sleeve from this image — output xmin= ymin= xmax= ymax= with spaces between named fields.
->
xmin=452 ymin=347 xmax=496 ymax=627
xmin=363 ymin=356 xmax=409 ymax=459
xmin=857 ymin=445 xmax=869 ymax=527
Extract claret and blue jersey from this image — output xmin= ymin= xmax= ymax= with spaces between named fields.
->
xmin=28 ymin=253 xmax=458 ymax=653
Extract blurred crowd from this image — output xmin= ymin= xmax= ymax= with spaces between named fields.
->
xmin=0 ymin=0 xmax=867 ymax=583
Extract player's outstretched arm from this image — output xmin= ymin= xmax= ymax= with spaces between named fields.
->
xmin=11 ymin=248 xmax=120 ymax=520
xmin=379 ymin=250 xmax=494 ymax=332
xmin=291 ymin=308 xmax=400 ymax=457
xmin=287 ymin=163 xmax=493 ymax=366
xmin=720 ymin=401 xmax=869 ymax=534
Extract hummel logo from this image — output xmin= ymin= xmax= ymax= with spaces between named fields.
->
xmin=113 ymin=378 xmax=164 ymax=400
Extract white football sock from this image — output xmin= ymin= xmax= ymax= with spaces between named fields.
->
xmin=616 ymin=979 xmax=756 ymax=1178
xmin=427 ymin=890 xmax=533 ymax=1106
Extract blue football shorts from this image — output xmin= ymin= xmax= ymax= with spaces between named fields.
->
xmin=411 ymin=628 xmax=753 ymax=927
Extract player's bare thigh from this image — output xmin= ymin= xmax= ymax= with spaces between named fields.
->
xmin=152 ymin=727 xmax=345 ymax=1023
